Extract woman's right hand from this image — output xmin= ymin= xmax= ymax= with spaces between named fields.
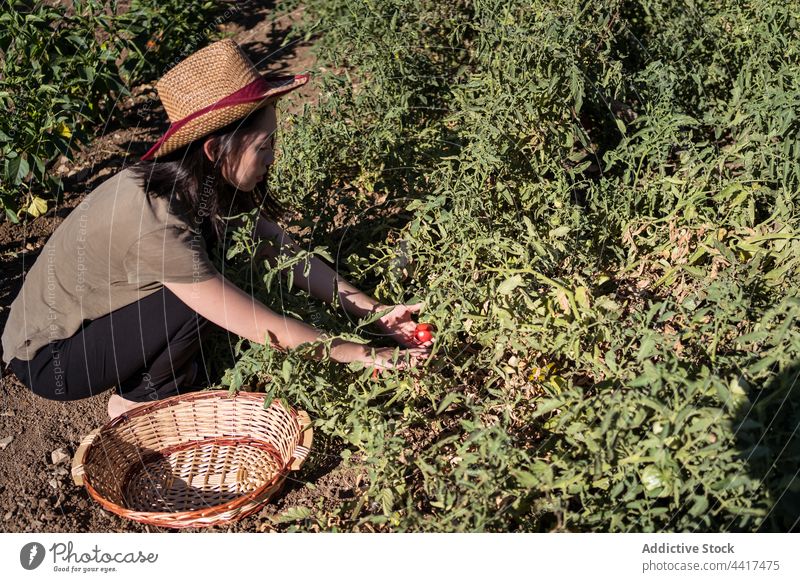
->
xmin=330 ymin=341 xmax=431 ymax=371
xmin=364 ymin=345 xmax=432 ymax=371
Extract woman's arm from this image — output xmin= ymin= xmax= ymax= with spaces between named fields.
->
xmin=252 ymin=217 xmax=386 ymax=320
xmin=164 ymin=272 xmax=356 ymax=361
xmin=163 ymin=272 xmax=430 ymax=367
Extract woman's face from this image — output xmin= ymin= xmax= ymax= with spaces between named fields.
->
xmin=204 ymin=103 xmax=278 ymax=192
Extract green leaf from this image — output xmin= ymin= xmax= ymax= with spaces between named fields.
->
xmin=497 ymin=274 xmax=524 ymax=295
xmin=533 ymin=398 xmax=565 ymax=418
xmin=355 ymin=305 xmax=395 ymax=330
xmin=636 ymin=336 xmax=656 ymax=363
xmin=5 ymin=206 xmax=19 ymax=224
xmin=6 ymin=155 xmax=27 ymax=185
xmin=275 ymin=506 xmax=313 ymax=523
xmin=435 ymin=392 xmax=460 ymax=415
xmin=574 ymin=286 xmax=590 ymax=310
xmin=281 ymin=360 xmax=292 ymax=383
xmin=688 ymin=495 xmax=709 ymax=517
xmin=379 ymin=488 xmax=395 ymax=515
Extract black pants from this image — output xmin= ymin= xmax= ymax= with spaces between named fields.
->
xmin=8 ymin=286 xmax=213 ymax=403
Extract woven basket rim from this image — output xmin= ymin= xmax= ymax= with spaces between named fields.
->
xmin=105 ymin=389 xmax=290 ymax=426
xmin=77 ymin=389 xmax=308 ymax=528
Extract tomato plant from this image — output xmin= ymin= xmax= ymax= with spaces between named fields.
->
xmin=250 ymin=0 xmax=799 ymax=533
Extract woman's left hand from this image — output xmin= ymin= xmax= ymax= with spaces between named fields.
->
xmin=374 ymin=302 xmax=433 ymax=349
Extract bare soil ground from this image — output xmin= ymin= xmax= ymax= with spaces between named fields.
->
xmin=0 ymin=1 xmax=364 ymax=533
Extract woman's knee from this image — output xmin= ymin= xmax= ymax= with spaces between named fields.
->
xmin=10 ymin=356 xmax=79 ymax=402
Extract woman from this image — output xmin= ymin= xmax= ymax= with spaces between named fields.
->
xmin=1 ymin=39 xmax=432 ymax=419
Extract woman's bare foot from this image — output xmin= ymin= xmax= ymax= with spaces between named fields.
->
xmin=107 ymin=394 xmax=149 ymax=419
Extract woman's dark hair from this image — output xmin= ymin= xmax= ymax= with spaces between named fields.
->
xmin=127 ymin=103 xmax=287 ymax=249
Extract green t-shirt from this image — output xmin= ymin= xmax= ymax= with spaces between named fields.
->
xmin=1 ymin=167 xmax=218 ymax=365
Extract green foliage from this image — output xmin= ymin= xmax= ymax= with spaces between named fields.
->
xmin=230 ymin=0 xmax=800 ymax=531
xmin=0 ymin=0 xmax=225 ymax=221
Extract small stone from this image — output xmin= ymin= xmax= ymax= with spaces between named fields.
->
xmin=48 ymin=478 xmax=59 ymax=490
xmin=0 ymin=436 xmax=13 ymax=450
xmin=51 ymin=448 xmax=69 ymax=465
xmin=3 ymin=511 xmax=13 ymax=520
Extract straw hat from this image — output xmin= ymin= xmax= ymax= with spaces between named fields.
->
xmin=141 ymin=39 xmax=309 ymax=161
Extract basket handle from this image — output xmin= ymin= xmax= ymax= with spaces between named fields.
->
xmin=71 ymin=427 xmax=102 ymax=486
xmin=289 ymin=410 xmax=313 ymax=471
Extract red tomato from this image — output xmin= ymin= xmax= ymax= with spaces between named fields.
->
xmin=415 ymin=329 xmax=433 ymax=343
xmin=414 ymin=323 xmax=434 ymax=344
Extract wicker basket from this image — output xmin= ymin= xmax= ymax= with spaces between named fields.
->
xmin=71 ymin=390 xmax=312 ymax=529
